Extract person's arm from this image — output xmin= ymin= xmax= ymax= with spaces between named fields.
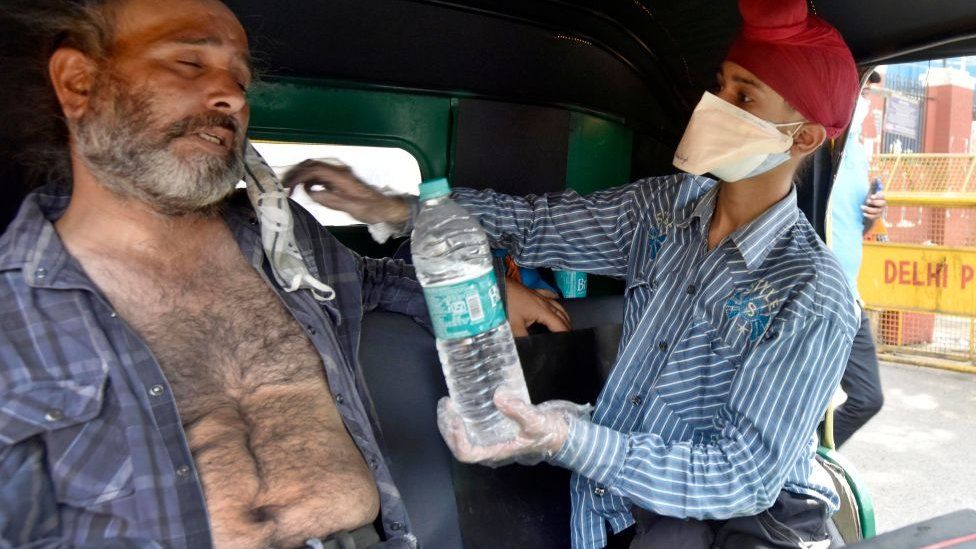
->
xmin=440 ymin=314 xmax=852 ymax=519
xmin=0 ymin=439 xmax=159 ymax=548
xmin=282 ymin=161 xmax=648 ymax=279
xmin=356 ymin=254 xmax=431 ymax=329
xmin=448 ymin=186 xmax=641 ymax=277
xmin=550 ymin=315 xmax=851 ymax=519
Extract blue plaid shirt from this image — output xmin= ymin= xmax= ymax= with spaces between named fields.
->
xmin=0 ymin=187 xmax=428 ymax=548
xmin=452 ymin=174 xmax=858 ymax=549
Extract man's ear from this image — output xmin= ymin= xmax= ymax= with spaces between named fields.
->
xmin=791 ymin=123 xmax=827 ymax=157
xmin=48 ymin=48 xmax=99 ymax=121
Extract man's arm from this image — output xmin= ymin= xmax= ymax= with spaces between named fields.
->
xmin=283 ymin=161 xmax=647 ymax=279
xmin=356 ymin=254 xmax=431 ymax=329
xmin=442 ymin=314 xmax=852 ymax=519
xmin=447 ymin=186 xmax=642 ymax=277
xmin=549 ymin=315 xmax=851 ymax=519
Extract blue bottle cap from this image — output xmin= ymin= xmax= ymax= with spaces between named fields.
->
xmin=419 ymin=178 xmax=451 ymax=201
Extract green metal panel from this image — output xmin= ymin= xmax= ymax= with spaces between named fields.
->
xmin=565 ymin=112 xmax=633 ymax=195
xmin=818 ymin=446 xmax=877 ymax=539
xmin=246 ymin=77 xmax=452 ymax=179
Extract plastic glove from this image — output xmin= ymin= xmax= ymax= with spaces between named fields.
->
xmin=437 ymin=392 xmax=592 ymax=467
xmin=281 ymin=159 xmax=410 ymax=225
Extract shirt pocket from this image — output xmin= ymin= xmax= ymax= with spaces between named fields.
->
xmin=652 ymin=317 xmax=740 ymax=430
xmin=0 ymin=372 xmax=134 ymax=507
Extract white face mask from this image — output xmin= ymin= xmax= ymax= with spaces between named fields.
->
xmin=672 ymin=92 xmax=804 ymax=182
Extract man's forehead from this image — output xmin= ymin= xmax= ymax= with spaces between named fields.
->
xmin=112 ymin=0 xmax=249 ymax=59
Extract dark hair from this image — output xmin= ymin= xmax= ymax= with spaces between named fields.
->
xmin=0 ymin=0 xmax=119 ymax=187
xmin=867 ymin=71 xmax=882 ymax=85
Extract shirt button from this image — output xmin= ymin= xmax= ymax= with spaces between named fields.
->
xmin=149 ymin=385 xmax=165 ymax=397
xmin=593 ymin=486 xmax=606 ymax=497
xmin=686 ymin=284 xmax=697 ymax=295
xmin=630 ymin=394 xmax=643 ymax=406
xmin=335 ymin=393 xmax=345 ymax=404
xmin=249 ymin=217 xmax=259 ymax=225
xmin=390 ymin=521 xmax=403 ymax=531
xmin=109 ymin=311 xmax=118 ymax=318
xmin=369 ymin=457 xmax=379 ymax=470
xmin=658 ymin=341 xmax=668 ymax=352
xmin=175 ymin=465 xmax=191 ymax=479
xmin=44 ymin=409 xmax=63 ymax=422
xmin=307 ymin=325 xmax=317 ymax=335
xmin=35 ymin=267 xmax=47 ymax=280
xmin=764 ymin=329 xmax=779 ymax=341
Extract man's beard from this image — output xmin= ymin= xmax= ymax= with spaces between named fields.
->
xmin=73 ymin=75 xmax=245 ymax=217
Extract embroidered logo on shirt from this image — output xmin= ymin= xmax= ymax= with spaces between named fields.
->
xmin=724 ymin=280 xmax=781 ymax=341
xmin=648 ymin=212 xmax=673 ymax=260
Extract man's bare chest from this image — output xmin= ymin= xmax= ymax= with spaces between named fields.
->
xmin=85 ymin=252 xmax=327 ymax=421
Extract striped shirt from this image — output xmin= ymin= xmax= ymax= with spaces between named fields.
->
xmin=452 ymin=174 xmax=858 ymax=549
xmin=0 ymin=188 xmax=427 ymax=548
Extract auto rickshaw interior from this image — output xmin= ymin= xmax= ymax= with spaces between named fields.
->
xmin=2 ymin=1 xmax=976 ymax=547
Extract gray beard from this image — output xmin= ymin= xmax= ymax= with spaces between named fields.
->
xmin=73 ymin=78 xmax=244 ymax=217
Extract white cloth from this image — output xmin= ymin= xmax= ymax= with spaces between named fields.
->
xmin=242 ymin=140 xmax=336 ymax=301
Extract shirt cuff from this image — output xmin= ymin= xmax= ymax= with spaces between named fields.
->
xmin=549 ymin=416 xmax=628 ymax=487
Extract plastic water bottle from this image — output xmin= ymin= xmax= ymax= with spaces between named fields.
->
xmin=411 ymin=178 xmax=531 ymax=446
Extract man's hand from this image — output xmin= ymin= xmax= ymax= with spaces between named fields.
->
xmin=281 ymin=160 xmax=411 ymax=225
xmin=437 ymin=393 xmax=589 ymax=466
xmin=861 ymin=191 xmax=886 ymax=222
xmin=505 ymin=279 xmax=571 ymax=337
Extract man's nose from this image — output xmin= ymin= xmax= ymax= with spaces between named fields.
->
xmin=205 ymin=70 xmax=246 ymax=115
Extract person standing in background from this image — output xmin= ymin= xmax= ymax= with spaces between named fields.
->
xmin=828 ymin=71 xmax=887 ymax=447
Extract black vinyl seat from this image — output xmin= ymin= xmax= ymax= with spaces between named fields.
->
xmin=359 ymin=296 xmax=624 ymax=548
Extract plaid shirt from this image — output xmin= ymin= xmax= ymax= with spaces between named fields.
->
xmin=0 ymin=187 xmax=428 ymax=548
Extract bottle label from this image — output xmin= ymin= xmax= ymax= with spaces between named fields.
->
xmin=422 ymin=270 xmax=507 ymax=340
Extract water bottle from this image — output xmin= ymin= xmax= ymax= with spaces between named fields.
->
xmin=554 ymin=270 xmax=588 ymax=298
xmin=411 ymin=178 xmax=531 ymax=446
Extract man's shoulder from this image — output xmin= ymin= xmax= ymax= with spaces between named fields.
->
xmin=626 ymin=172 xmax=716 ymax=222
xmin=774 ymin=218 xmax=859 ymax=338
xmin=0 ymin=188 xmax=60 ymax=272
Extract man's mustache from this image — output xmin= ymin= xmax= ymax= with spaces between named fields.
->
xmin=164 ymin=113 xmax=243 ymax=148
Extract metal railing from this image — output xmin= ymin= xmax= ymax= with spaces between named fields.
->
xmin=861 ymin=154 xmax=976 ymax=370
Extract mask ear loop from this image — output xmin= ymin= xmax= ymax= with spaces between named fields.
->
xmin=775 ymin=121 xmax=805 ymax=139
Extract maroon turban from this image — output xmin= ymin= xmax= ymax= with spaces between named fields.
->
xmin=725 ymin=0 xmax=859 ymax=139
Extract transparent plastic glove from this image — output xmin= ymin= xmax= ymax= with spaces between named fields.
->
xmin=437 ymin=392 xmax=593 ymax=467
xmin=281 ymin=159 xmax=411 ymax=228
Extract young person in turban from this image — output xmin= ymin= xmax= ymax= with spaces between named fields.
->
xmin=288 ymin=0 xmax=862 ymax=546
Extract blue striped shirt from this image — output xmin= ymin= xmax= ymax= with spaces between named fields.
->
xmin=0 ymin=188 xmax=426 ymax=548
xmin=452 ymin=174 xmax=858 ymax=549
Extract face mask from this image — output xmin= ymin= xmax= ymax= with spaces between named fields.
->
xmin=672 ymin=92 xmax=804 ymax=182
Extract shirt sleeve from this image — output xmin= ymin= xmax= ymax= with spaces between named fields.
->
xmin=449 ymin=183 xmax=646 ymax=278
xmin=357 ymin=254 xmax=431 ymax=328
xmin=550 ymin=315 xmax=852 ymax=519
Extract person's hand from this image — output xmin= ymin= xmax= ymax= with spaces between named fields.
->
xmin=861 ymin=191 xmax=886 ymax=222
xmin=281 ymin=160 xmax=410 ymax=224
xmin=437 ymin=393 xmax=589 ymax=466
xmin=505 ymin=279 xmax=571 ymax=337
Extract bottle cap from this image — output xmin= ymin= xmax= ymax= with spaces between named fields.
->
xmin=418 ymin=178 xmax=451 ymax=201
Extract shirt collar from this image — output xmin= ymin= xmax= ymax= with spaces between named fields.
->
xmin=675 ymin=179 xmax=719 ymax=230
xmin=675 ymin=182 xmax=800 ymax=271
xmin=0 ymin=186 xmax=263 ymax=286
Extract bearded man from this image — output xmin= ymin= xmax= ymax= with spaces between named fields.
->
xmin=0 ymin=0 xmax=553 ymax=547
